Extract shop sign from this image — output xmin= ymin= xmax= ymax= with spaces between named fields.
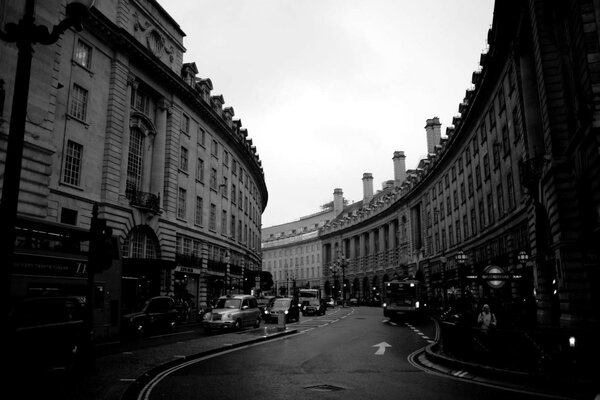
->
xmin=175 ymin=266 xmax=201 ymax=275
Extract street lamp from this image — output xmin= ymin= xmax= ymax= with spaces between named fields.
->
xmin=455 ymin=250 xmax=467 ymax=297
xmin=331 ymin=255 xmax=348 ymax=307
xmin=0 ymin=0 xmax=95 ymax=315
xmin=517 ymin=251 xmax=529 ymax=266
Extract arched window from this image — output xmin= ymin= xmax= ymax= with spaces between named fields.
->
xmin=122 ymin=226 xmax=159 ymax=259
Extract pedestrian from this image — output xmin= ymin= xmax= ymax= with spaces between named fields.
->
xmin=477 ymin=304 xmax=497 ymax=332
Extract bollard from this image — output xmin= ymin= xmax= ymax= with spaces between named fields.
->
xmin=277 ymin=312 xmax=286 ymax=331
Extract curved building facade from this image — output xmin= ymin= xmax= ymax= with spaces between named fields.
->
xmin=320 ymin=0 xmax=600 ymax=328
xmin=1 ymin=0 xmax=267 ymax=337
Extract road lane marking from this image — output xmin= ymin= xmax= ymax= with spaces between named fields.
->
xmin=373 ymin=342 xmax=391 ymax=355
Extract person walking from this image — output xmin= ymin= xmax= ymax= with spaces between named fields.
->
xmin=477 ymin=304 xmax=497 ymax=332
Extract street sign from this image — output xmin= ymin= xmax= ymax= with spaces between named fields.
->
xmin=465 ymin=265 xmax=523 ymax=289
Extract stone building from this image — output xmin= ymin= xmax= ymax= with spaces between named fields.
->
xmin=320 ymin=0 xmax=600 ymax=329
xmin=0 ymin=0 xmax=267 ymax=338
xmin=261 ymin=193 xmax=342 ymax=297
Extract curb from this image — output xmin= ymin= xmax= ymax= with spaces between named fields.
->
xmin=121 ymin=328 xmax=299 ymax=400
xmin=423 ymin=342 xmax=597 ymax=399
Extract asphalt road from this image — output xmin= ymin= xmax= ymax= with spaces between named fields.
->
xmin=138 ymin=306 xmax=553 ymax=400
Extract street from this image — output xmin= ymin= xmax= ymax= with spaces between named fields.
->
xmin=136 ymin=306 xmax=552 ymax=400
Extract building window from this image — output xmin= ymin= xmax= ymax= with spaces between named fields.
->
xmin=463 ymin=215 xmax=469 ymax=239
xmin=492 ymin=143 xmax=500 ymax=169
xmin=465 ymin=147 xmax=471 ymax=165
xmin=488 ymin=106 xmax=496 ymax=128
xmin=211 ymin=139 xmax=219 ymax=158
xmin=198 ymin=127 xmax=206 ymax=146
xmin=182 ymin=114 xmax=190 ymax=134
xmin=512 ymin=107 xmax=521 ymax=143
xmin=180 ymin=146 xmax=188 ymax=172
xmin=177 ymin=188 xmax=187 ymax=219
xmin=131 ymin=85 xmax=150 ymax=115
xmin=460 ymin=183 xmax=466 ymax=204
xmin=501 ymin=125 xmax=511 ymax=157
xmin=467 ymin=174 xmax=474 ymax=197
xmin=209 ymin=203 xmax=217 ymax=231
xmin=231 ymin=215 xmax=236 ymax=238
xmin=471 ymin=208 xmax=477 ymax=236
xmin=497 ymin=183 xmax=505 ymax=217
xmin=61 ymin=208 xmax=78 ymax=225
xmin=507 ymin=172 xmax=516 ymax=210
xmin=483 ymin=154 xmax=490 ymax=179
xmin=210 ymin=168 xmax=217 ymax=190
xmin=478 ymin=200 xmax=485 ymax=231
xmin=197 ymin=158 xmax=204 ymax=182
xmin=63 ymin=140 xmax=83 ymax=186
xmin=74 ymin=39 xmax=92 ymax=68
xmin=479 ymin=123 xmax=487 ymax=144
xmin=126 ymin=129 xmax=144 ymax=195
xmin=231 ymin=183 xmax=237 ymax=204
xmin=69 ymin=84 xmax=88 ymax=121
xmin=223 ymin=150 xmax=229 ymax=168
xmin=475 ymin=165 xmax=482 ymax=188
xmin=195 ymin=196 xmax=203 ymax=226
xmin=222 ymin=176 xmax=228 ymax=197
xmin=221 ymin=210 xmax=227 ymax=236
xmin=487 ymin=193 xmax=495 ymax=225
xmin=498 ymin=86 xmax=506 ymax=112
xmin=455 ymin=219 xmax=461 ymax=243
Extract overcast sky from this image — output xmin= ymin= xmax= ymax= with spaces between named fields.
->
xmin=159 ymin=0 xmax=496 ymax=228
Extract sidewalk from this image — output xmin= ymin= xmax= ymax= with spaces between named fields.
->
xmin=423 ymin=321 xmax=599 ymax=400
xmin=57 ymin=326 xmax=297 ymax=400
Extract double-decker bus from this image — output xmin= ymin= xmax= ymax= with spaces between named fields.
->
xmin=382 ymin=278 xmax=427 ymax=320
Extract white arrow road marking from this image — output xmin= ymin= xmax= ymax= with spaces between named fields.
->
xmin=373 ymin=342 xmax=391 ymax=355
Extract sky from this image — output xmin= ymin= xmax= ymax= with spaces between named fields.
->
xmin=159 ymin=0 xmax=496 ymax=228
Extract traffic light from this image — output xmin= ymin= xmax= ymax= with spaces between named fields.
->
xmin=90 ymin=216 xmax=115 ymax=272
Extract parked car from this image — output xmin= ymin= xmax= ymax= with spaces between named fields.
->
xmin=202 ymin=294 xmax=261 ymax=332
xmin=325 ymin=297 xmax=335 ymax=308
xmin=265 ymin=297 xmax=300 ymax=323
xmin=257 ymin=296 xmax=276 ymax=320
xmin=349 ymin=297 xmax=359 ymax=306
xmin=121 ymin=296 xmax=178 ymax=337
xmin=301 ymin=298 xmax=327 ymax=316
xmin=7 ymin=296 xmax=90 ymax=372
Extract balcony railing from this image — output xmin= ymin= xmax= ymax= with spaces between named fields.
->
xmin=127 ymin=189 xmax=160 ymax=214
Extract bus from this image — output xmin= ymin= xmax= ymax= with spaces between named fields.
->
xmin=298 ymin=288 xmax=320 ymax=302
xmin=382 ymin=279 xmax=427 ymax=320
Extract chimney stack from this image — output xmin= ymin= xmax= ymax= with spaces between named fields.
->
xmin=393 ymin=151 xmax=406 ymax=185
xmin=362 ymin=173 xmax=374 ymax=204
xmin=333 ymin=188 xmax=344 ymax=216
xmin=425 ymin=117 xmax=442 ymax=153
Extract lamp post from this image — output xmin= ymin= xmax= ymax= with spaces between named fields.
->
xmin=330 ymin=263 xmax=339 ymax=301
xmin=455 ymin=250 xmax=467 ymax=297
xmin=224 ymin=251 xmax=230 ymax=295
xmin=331 ymin=255 xmax=348 ymax=307
xmin=0 ymin=0 xmax=94 ymax=316
xmin=440 ymin=255 xmax=447 ymax=305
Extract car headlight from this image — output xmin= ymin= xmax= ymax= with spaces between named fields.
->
xmin=264 ymin=310 xmax=269 ymax=315
xmin=222 ymin=313 xmax=233 ymax=321
xmin=415 ymin=301 xmax=420 ymax=308
xmin=382 ymin=302 xmax=387 ymax=308
xmin=203 ymin=312 xmax=211 ymax=321
xmin=284 ymin=310 xmax=289 ymax=314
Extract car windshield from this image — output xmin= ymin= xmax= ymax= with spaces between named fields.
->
xmin=215 ymin=298 xmax=241 ymax=309
xmin=273 ymin=299 xmax=290 ymax=307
